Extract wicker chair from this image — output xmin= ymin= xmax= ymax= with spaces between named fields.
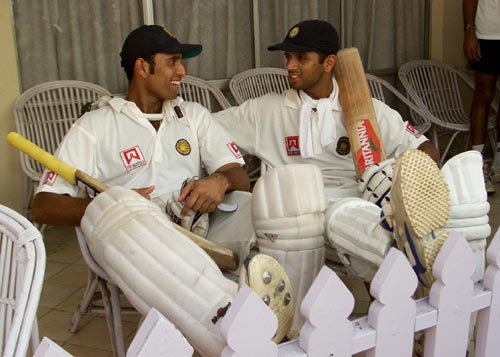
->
xmin=0 ymin=204 xmax=45 ymax=357
xmin=13 ymin=80 xmax=112 ymax=218
xmin=365 ymin=73 xmax=431 ymax=135
xmin=398 ymin=60 xmax=497 ymax=166
xmin=229 ymin=67 xmax=289 ymax=105
xmin=179 ymin=75 xmax=231 ymax=111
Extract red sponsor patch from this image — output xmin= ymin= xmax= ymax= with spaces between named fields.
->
xmin=43 ymin=171 xmax=58 ymax=186
xmin=120 ymin=146 xmax=147 ymax=172
xmin=356 ymin=119 xmax=382 ymax=172
xmin=285 ymin=136 xmax=301 ymax=156
xmin=405 ymin=122 xmax=421 ymax=138
xmin=227 ymin=142 xmax=242 ymax=159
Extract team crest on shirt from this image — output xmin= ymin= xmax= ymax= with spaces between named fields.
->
xmin=405 ymin=122 xmax=421 ymax=138
xmin=336 ymin=136 xmax=350 ymax=155
xmin=227 ymin=142 xmax=242 ymax=159
xmin=285 ymin=136 xmax=301 ymax=156
xmin=120 ymin=146 xmax=147 ymax=172
xmin=43 ymin=171 xmax=58 ymax=186
xmin=175 ymin=139 xmax=191 ymax=156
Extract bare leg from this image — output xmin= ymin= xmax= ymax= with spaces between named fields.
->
xmin=470 ymin=71 xmax=497 ymax=146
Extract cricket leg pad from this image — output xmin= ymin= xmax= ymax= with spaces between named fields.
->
xmin=325 ymin=197 xmax=392 ymax=281
xmin=252 ymin=164 xmax=326 ymax=338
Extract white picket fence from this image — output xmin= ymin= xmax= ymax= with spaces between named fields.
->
xmin=35 ymin=229 xmax=500 ymax=357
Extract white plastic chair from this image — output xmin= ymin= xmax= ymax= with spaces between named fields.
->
xmin=13 ymin=80 xmax=112 ymax=218
xmin=365 ymin=73 xmax=431 ymax=135
xmin=179 ymin=75 xmax=231 ymax=111
xmin=229 ymin=67 xmax=289 ymax=105
xmin=398 ymin=60 xmax=498 ymax=166
xmin=0 ymin=204 xmax=46 ymax=357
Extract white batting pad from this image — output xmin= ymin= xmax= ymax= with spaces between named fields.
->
xmin=441 ymin=150 xmax=489 ymax=282
xmin=325 ymin=197 xmax=392 ymax=281
xmin=81 ymin=187 xmax=238 ymax=357
xmin=441 ymin=151 xmax=488 ymax=210
xmin=252 ymin=164 xmax=326 ymax=338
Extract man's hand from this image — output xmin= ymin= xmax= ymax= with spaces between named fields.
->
xmin=133 ymin=185 xmax=155 ymax=200
xmin=464 ymin=30 xmax=481 ymax=62
xmin=178 ymin=174 xmax=229 ymax=215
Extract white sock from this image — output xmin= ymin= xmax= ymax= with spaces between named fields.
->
xmin=493 ymin=142 xmax=500 ymax=172
xmin=472 ymin=144 xmax=485 ymax=154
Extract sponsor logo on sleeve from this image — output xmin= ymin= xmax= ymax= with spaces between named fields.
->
xmin=285 ymin=136 xmax=301 ymax=156
xmin=405 ymin=122 xmax=421 ymax=138
xmin=227 ymin=142 xmax=242 ymax=159
xmin=43 ymin=171 xmax=58 ymax=186
xmin=120 ymin=146 xmax=147 ymax=172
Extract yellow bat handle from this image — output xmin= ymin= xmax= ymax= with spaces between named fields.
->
xmin=7 ymin=132 xmax=77 ymax=185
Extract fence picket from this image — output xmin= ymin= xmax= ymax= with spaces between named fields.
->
xmin=299 ymin=265 xmax=354 ymax=356
xmin=367 ymin=248 xmax=418 ymax=357
xmin=219 ymin=284 xmax=278 ymax=356
xmin=476 ymin=228 xmax=500 ymax=357
xmin=425 ymin=232 xmax=475 ymax=357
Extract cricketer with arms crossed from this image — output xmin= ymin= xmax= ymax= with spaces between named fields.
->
xmin=215 ymin=20 xmax=490 ymax=336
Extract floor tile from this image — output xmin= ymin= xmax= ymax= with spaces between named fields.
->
xmin=37 ymin=306 xmax=52 ymax=319
xmin=60 ymin=342 xmax=112 ymax=357
xmin=39 ymin=282 xmax=82 ymax=309
xmin=48 ymin=264 xmax=88 ymax=287
xmin=38 ymin=309 xmax=92 ymax=343
xmin=44 ymin=261 xmax=70 ymax=281
xmin=65 ymin=316 xmax=137 ymax=351
xmin=46 ymin=244 xmax=83 ymax=264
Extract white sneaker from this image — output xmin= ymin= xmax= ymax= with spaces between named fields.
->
xmin=484 ymin=168 xmax=496 ymax=194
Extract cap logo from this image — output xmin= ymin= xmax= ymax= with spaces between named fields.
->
xmin=163 ymin=26 xmax=174 ymax=37
xmin=288 ymin=27 xmax=299 ymax=39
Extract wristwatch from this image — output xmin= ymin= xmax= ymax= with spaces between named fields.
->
xmin=465 ymin=24 xmax=476 ymax=32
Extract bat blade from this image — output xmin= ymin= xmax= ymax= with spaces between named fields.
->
xmin=334 ymin=48 xmax=386 ymax=178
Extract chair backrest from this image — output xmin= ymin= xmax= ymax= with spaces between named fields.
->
xmin=229 ymin=67 xmax=290 ymax=105
xmin=365 ymin=73 xmax=431 ymax=134
xmin=0 ymin=205 xmax=45 ymax=357
xmin=14 ymin=80 xmax=112 ymax=181
xmin=178 ymin=75 xmax=231 ymax=112
xmin=398 ymin=60 xmax=474 ymax=128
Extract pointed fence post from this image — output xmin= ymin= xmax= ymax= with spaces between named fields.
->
xmin=299 ymin=265 xmax=355 ymax=357
xmin=476 ymin=228 xmax=500 ymax=357
xmin=33 ymin=337 xmax=73 ymax=357
xmin=126 ymin=308 xmax=193 ymax=357
xmin=220 ymin=284 xmax=278 ymax=356
xmin=424 ymin=232 xmax=475 ymax=357
xmin=367 ymin=248 xmax=418 ymax=357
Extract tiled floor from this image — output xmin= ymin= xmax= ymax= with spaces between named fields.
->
xmin=36 ymin=184 xmax=500 ymax=356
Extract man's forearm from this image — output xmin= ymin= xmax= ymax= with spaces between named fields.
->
xmin=214 ymin=165 xmax=251 ymax=192
xmin=31 ymin=192 xmax=92 ymax=227
xmin=463 ymin=0 xmax=478 ymax=29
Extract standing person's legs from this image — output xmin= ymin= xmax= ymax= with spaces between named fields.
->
xmin=470 ymin=39 xmax=500 ymax=193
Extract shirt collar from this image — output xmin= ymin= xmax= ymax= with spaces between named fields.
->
xmin=284 ymin=77 xmax=343 ymax=111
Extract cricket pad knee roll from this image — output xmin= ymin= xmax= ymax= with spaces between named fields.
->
xmin=81 ymin=187 xmax=238 ymax=357
xmin=325 ymin=197 xmax=392 ymax=281
xmin=252 ymin=164 xmax=326 ymax=338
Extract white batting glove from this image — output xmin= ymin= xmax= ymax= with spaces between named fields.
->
xmin=166 ymin=178 xmax=210 ymax=238
xmin=358 ymin=158 xmax=395 ymax=207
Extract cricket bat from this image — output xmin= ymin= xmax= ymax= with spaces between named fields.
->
xmin=334 ymin=48 xmax=386 ymax=178
xmin=7 ymin=132 xmax=239 ymax=271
